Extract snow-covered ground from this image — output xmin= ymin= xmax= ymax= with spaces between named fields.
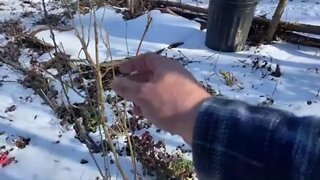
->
xmin=0 ymin=0 xmax=320 ymax=180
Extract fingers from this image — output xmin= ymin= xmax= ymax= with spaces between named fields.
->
xmin=111 ymin=76 xmax=142 ymax=103
xmin=119 ymin=53 xmax=160 ymax=74
xmin=127 ymin=71 xmax=153 ymax=82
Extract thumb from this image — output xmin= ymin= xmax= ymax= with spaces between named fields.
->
xmin=111 ymin=76 xmax=142 ymax=102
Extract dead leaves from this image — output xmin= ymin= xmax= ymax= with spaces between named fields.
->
xmin=0 ymin=19 xmax=24 ymax=37
xmin=5 ymin=105 xmax=16 ymax=113
xmin=15 ymin=136 xmax=31 ymax=149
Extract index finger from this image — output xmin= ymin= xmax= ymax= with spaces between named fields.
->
xmin=119 ymin=53 xmax=160 ymax=74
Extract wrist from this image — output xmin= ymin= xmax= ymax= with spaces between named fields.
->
xmin=178 ymin=88 xmax=211 ymax=145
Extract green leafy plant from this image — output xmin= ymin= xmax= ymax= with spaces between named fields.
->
xmin=130 ymin=132 xmax=195 ymax=180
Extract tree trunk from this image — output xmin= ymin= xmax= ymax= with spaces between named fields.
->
xmin=267 ymin=0 xmax=288 ymax=42
xmin=127 ymin=0 xmax=134 ymax=14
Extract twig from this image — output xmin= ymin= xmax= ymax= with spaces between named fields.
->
xmin=0 ymin=80 xmax=19 ymax=83
xmin=271 ymin=80 xmax=278 ymax=98
xmin=39 ymin=89 xmax=57 ymax=110
xmin=28 ymin=25 xmax=73 ymax=36
xmin=0 ymin=115 xmax=14 ymax=122
xmin=41 ymin=0 xmax=59 ymax=53
xmin=62 ymin=1 xmax=127 ymax=178
xmin=123 ymin=102 xmax=138 ymax=179
xmin=0 ymin=59 xmax=26 ymax=74
xmin=39 ymin=1 xmax=109 ymax=178
xmin=136 ymin=14 xmax=152 ymax=56
xmin=125 ymin=21 xmax=130 ymax=57
xmin=92 ymin=7 xmax=110 ymax=178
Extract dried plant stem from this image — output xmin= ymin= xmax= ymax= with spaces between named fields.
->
xmin=136 ymin=14 xmax=152 ymax=55
xmin=94 ymin=20 xmax=128 ymax=180
xmin=92 ymin=6 xmax=110 ymax=178
xmin=123 ymin=103 xmax=138 ymax=179
xmin=99 ymin=16 xmax=138 ymax=180
xmin=41 ymin=0 xmax=58 ymax=53
xmin=61 ymin=0 xmax=127 ymax=178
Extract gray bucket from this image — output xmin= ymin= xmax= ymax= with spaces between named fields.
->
xmin=205 ymin=0 xmax=258 ymax=52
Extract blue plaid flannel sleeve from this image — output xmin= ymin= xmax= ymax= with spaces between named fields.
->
xmin=192 ymin=97 xmax=320 ymax=180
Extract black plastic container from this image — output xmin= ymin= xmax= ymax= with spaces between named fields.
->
xmin=205 ymin=0 xmax=258 ymax=52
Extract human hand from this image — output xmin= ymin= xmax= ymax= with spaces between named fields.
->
xmin=111 ymin=53 xmax=210 ymax=145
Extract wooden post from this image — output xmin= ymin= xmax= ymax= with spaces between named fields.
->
xmin=127 ymin=0 xmax=134 ymax=14
xmin=267 ymin=0 xmax=288 ymax=43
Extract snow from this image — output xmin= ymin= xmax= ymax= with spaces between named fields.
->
xmin=0 ymin=0 xmax=320 ymax=179
xmin=36 ymin=9 xmax=203 ymax=60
